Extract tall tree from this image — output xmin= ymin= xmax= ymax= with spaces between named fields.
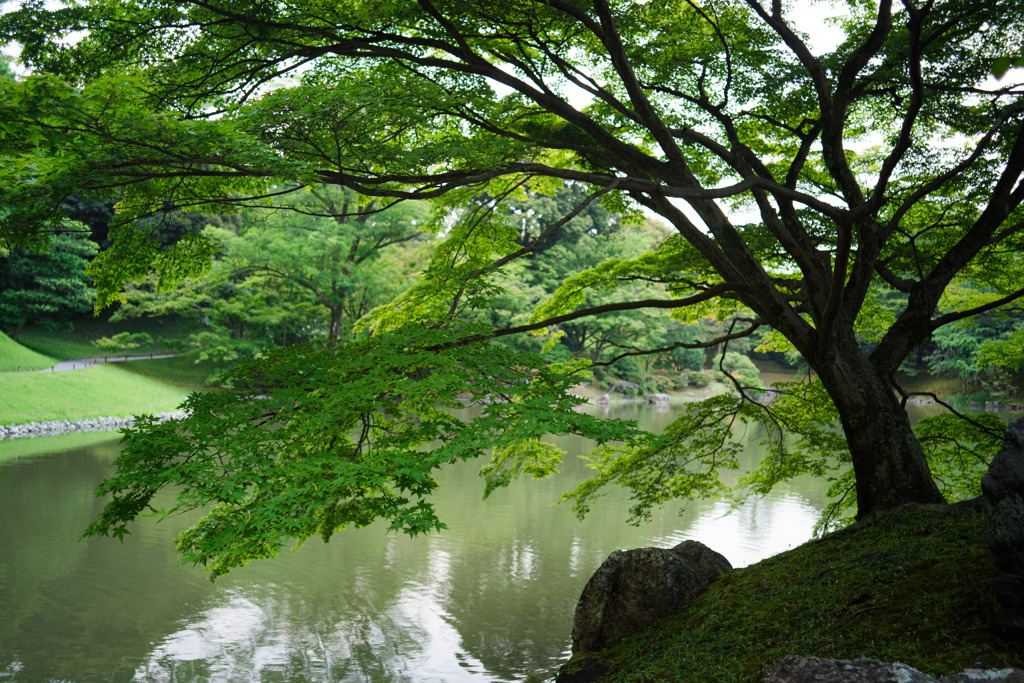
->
xmin=114 ymin=188 xmax=428 ymax=349
xmin=2 ymin=0 xmax=1024 ymax=572
xmin=0 ymin=231 xmax=97 ymax=340
xmin=227 ymin=186 xmax=428 ymax=340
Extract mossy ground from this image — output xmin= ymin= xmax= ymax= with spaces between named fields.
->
xmin=563 ymin=501 xmax=1023 ymax=682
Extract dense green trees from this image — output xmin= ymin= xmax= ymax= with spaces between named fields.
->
xmin=0 ymin=232 xmax=97 ymax=341
xmin=223 ymin=187 xmax=427 ymax=341
xmin=2 ymin=0 xmax=1023 ymax=573
xmin=471 ymin=182 xmax=688 ymax=368
xmin=114 ymin=186 xmax=429 ymax=357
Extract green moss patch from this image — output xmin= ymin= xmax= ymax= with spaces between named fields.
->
xmin=570 ymin=502 xmax=1022 ymax=682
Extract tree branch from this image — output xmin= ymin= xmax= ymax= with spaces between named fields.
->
xmin=592 ymin=319 xmax=763 ymax=368
xmin=489 ymin=284 xmax=747 ymax=341
xmin=931 ymin=287 xmax=1024 ymax=330
xmin=892 ymin=384 xmax=1005 ymax=440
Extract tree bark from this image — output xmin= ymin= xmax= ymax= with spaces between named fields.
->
xmin=11 ymin=315 xmax=27 ymax=342
xmin=814 ymin=347 xmax=945 ymax=517
xmin=329 ymin=307 xmax=344 ymax=341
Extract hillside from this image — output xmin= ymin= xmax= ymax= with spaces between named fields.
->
xmin=0 ymin=330 xmax=56 ymax=372
xmin=560 ymin=502 xmax=1023 ymax=682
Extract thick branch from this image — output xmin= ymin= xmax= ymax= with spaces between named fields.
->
xmin=593 ymin=319 xmax=763 ymax=368
xmin=867 ymin=3 xmax=925 ymax=212
xmin=930 ymin=287 xmax=1024 ymax=330
xmin=490 ymin=284 xmax=747 ymax=340
xmin=589 ymin=0 xmax=688 ymax=170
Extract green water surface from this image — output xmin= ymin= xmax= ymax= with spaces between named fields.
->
xmin=0 ymin=404 xmax=830 ymax=682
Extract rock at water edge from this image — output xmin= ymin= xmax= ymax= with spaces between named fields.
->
xmin=570 ymin=540 xmax=731 ymax=653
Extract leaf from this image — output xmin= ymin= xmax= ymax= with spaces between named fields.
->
xmin=993 ymin=56 xmax=1024 ymax=79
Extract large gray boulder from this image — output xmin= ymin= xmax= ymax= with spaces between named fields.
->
xmin=764 ymin=656 xmax=1024 ymax=683
xmin=570 ymin=540 xmax=731 ymax=653
xmin=981 ymin=417 xmax=1024 ymax=639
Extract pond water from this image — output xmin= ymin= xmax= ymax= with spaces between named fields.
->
xmin=0 ymin=403 xmax=831 ymax=682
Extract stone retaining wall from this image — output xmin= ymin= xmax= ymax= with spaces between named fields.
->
xmin=0 ymin=412 xmax=187 ymax=440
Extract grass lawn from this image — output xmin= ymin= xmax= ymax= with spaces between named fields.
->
xmin=110 ymin=349 xmax=223 ymax=390
xmin=14 ymin=329 xmax=101 ymax=362
xmin=0 ymin=364 xmax=189 ymax=425
xmin=12 ymin=314 xmax=197 ymax=361
xmin=0 ymin=331 xmax=56 ymax=371
xmin=0 ymin=323 xmax=221 ymax=425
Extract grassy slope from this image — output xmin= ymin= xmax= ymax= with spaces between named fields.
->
xmin=14 ymin=329 xmax=101 ymax=362
xmin=0 ymin=330 xmax=56 ymax=371
xmin=13 ymin=314 xmax=196 ymax=361
xmin=0 ymin=364 xmax=190 ymax=425
xmin=0 ymin=319 xmax=225 ymax=426
xmin=563 ymin=502 xmax=1023 ymax=682
xmin=110 ymin=350 xmax=223 ymax=390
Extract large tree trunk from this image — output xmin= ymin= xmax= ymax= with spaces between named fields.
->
xmin=11 ymin=315 xmax=27 ymax=342
xmin=814 ymin=349 xmax=945 ymax=518
xmin=328 ymin=307 xmax=344 ymax=341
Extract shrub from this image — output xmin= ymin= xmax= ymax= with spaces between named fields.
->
xmin=93 ymin=331 xmax=154 ymax=352
xmin=639 ymin=378 xmax=659 ymax=395
xmin=680 ymin=371 xmax=712 ymax=388
xmin=646 ymin=370 xmax=675 ymax=392
xmin=714 ymin=352 xmax=764 ymax=390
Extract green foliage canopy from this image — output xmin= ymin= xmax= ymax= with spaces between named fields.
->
xmin=84 ymin=323 xmax=638 ymax=577
xmin=0 ymin=231 xmax=97 ymax=340
xmin=3 ymin=0 xmax=1024 ymax=572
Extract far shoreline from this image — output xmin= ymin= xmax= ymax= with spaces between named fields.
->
xmin=0 ymin=411 xmax=187 ymax=440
